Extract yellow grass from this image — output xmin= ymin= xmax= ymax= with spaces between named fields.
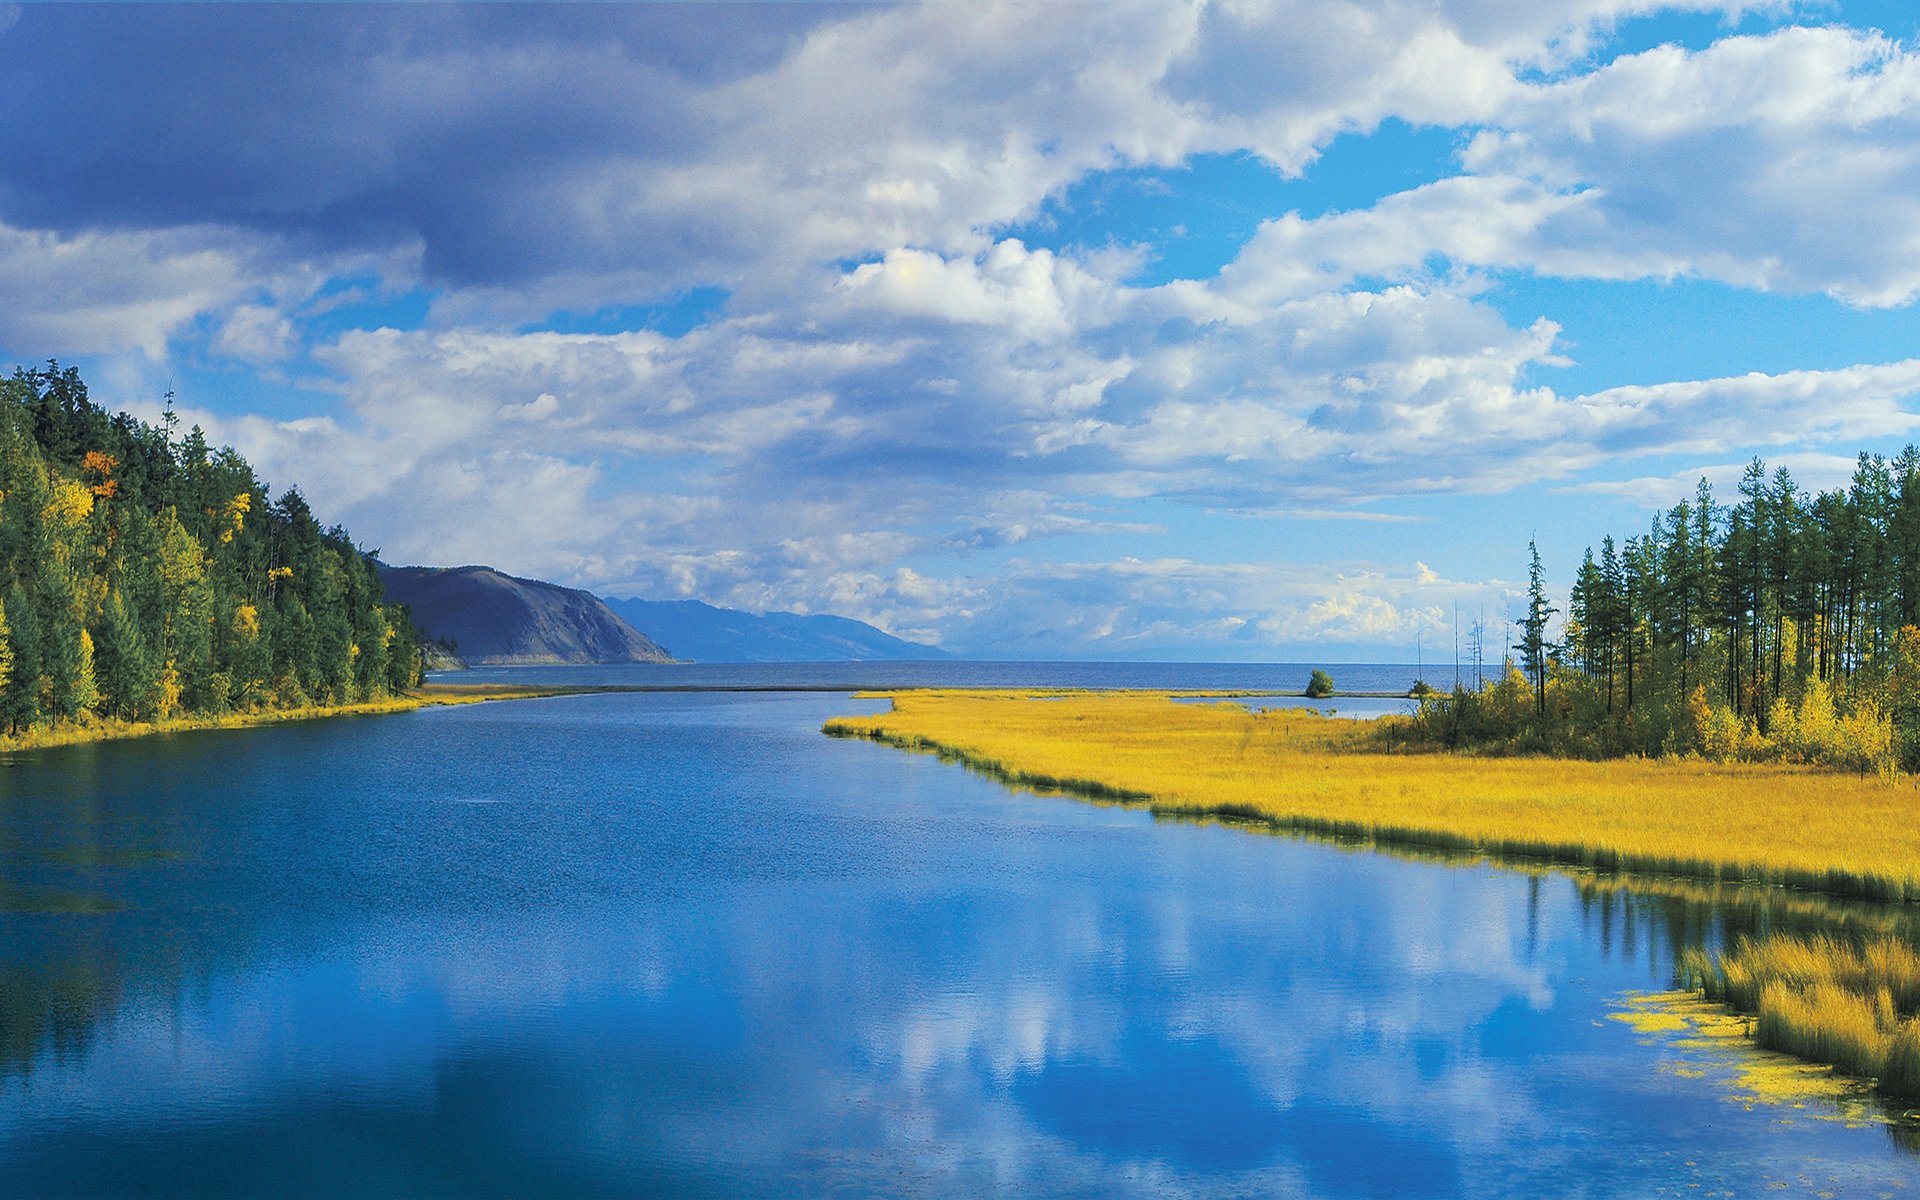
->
xmin=823 ymin=690 xmax=1920 ymax=903
xmin=0 ymin=683 xmax=573 ymax=754
xmin=1682 ymin=935 xmax=1920 ymax=1100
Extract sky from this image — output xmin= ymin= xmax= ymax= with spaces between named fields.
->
xmin=4 ymin=1 xmax=1920 ymax=661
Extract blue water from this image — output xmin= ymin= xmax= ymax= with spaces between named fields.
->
xmin=438 ymin=661 xmax=1439 ymax=719
xmin=436 ymin=659 xmax=1438 ymax=693
xmin=0 ymin=676 xmax=1915 ymax=1196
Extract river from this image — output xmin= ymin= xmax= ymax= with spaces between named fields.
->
xmin=1 ymin=671 xmax=1915 ymax=1195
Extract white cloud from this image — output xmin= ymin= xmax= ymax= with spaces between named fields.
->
xmin=15 ymin=1 xmax=1920 ymax=656
xmin=0 ymin=223 xmax=267 ymax=359
xmin=1214 ymin=24 xmax=1920 ymax=306
xmin=212 ymin=303 xmax=299 ymax=363
xmin=836 ymin=241 xmax=1121 ymax=342
xmin=497 ymin=392 xmax=561 ymax=423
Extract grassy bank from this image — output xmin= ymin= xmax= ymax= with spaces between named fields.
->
xmin=1681 ymin=935 xmax=1920 ymax=1101
xmin=0 ymin=683 xmax=577 ymax=754
xmin=823 ymin=690 xmax=1920 ymax=903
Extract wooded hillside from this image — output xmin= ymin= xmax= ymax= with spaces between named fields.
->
xmin=0 ymin=363 xmax=420 ymax=732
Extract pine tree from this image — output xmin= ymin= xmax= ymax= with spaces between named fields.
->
xmin=1520 ymin=541 xmax=1556 ymax=718
xmin=2 ymin=582 xmax=42 ymax=733
xmin=93 ymin=591 xmax=159 ymax=720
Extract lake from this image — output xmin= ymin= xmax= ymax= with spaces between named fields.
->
xmin=3 ymin=672 xmax=1917 ymax=1196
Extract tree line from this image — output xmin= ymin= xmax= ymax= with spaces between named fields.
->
xmin=0 ymin=363 xmax=421 ymax=733
xmin=1400 ymin=449 xmax=1920 ymax=773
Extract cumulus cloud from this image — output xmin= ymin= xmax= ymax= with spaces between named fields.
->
xmin=901 ymin=555 xmax=1517 ymax=659
xmin=7 ymin=1 xmax=1920 ymax=654
xmin=1558 ymin=451 xmax=1869 ymax=504
xmin=0 ymin=222 xmax=292 ymax=359
xmin=186 ymin=262 xmax=1920 ymax=653
xmin=0 ymin=0 xmax=1761 ymax=311
xmin=1217 ymin=24 xmax=1920 ymax=306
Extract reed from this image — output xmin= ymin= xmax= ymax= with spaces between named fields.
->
xmin=1684 ymin=933 xmax=1920 ymax=1099
xmin=824 ymin=690 xmax=1920 ymax=904
xmin=1884 ymin=1021 xmax=1920 ymax=1098
xmin=1754 ymin=979 xmax=1892 ymax=1079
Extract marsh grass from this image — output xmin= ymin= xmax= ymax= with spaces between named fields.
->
xmin=824 ymin=690 xmax=1920 ymax=904
xmin=1681 ymin=935 xmax=1920 ymax=1099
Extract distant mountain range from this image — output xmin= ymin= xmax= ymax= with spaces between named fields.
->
xmin=602 ymin=597 xmax=950 ymax=663
xmin=378 ymin=565 xmax=670 ymax=665
xmin=378 ymin=564 xmax=948 ymax=665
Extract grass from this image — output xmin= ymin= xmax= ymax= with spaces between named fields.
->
xmin=0 ymin=683 xmax=577 ymax=754
xmin=1681 ymin=935 xmax=1920 ymax=1101
xmin=823 ymin=689 xmax=1920 ymax=904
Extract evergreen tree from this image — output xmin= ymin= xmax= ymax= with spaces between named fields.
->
xmin=2 ymin=582 xmax=42 ymax=733
xmin=93 ymin=591 xmax=159 ymax=720
xmin=1520 ymin=541 xmax=1556 ymax=718
xmin=0 ymin=362 xmax=423 ymax=733
xmin=1419 ymin=444 xmax=1920 ymax=774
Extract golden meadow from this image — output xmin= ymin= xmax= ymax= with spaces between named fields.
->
xmin=825 ymin=689 xmax=1920 ymax=1096
xmin=824 ymin=690 xmax=1920 ymax=901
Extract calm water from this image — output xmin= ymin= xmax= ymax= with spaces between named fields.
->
xmin=436 ymin=659 xmax=1438 ymax=693
xmin=439 ymin=660 xmax=1435 ymax=719
xmin=1 ymin=677 xmax=1917 ymax=1196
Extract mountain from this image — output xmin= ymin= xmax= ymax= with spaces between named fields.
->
xmin=604 ymin=597 xmax=950 ymax=663
xmin=378 ymin=565 xmax=670 ymax=665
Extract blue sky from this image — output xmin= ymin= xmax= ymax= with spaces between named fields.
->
xmin=4 ymin=1 xmax=1920 ymax=660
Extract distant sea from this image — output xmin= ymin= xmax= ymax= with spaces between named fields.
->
xmin=433 ymin=660 xmax=1470 ymax=718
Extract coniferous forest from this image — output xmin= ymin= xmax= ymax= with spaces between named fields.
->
xmin=0 ymin=362 xmax=420 ymax=735
xmin=1402 ymin=451 xmax=1920 ymax=773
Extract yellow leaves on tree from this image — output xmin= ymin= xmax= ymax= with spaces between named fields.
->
xmin=81 ymin=450 xmax=119 ymax=498
xmin=74 ymin=628 xmax=99 ymax=716
xmin=0 ymin=595 xmax=15 ymax=701
xmin=158 ymin=663 xmax=182 ymax=720
xmin=1695 ymin=676 xmax=1897 ymax=775
xmin=158 ymin=515 xmax=208 ymax=591
xmin=219 ymin=492 xmax=251 ymax=544
xmin=44 ymin=477 xmax=93 ymax=529
xmin=156 ymin=511 xmax=213 ymax=695
xmin=233 ymin=603 xmax=260 ymax=640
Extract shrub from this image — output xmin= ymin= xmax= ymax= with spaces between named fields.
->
xmin=1305 ymin=669 xmax=1335 ymax=699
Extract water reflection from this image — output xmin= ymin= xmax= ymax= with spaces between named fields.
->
xmin=1 ymin=690 xmax=1917 ymax=1196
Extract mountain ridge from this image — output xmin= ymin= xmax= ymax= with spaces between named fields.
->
xmin=602 ymin=596 xmax=949 ymax=663
xmin=378 ymin=564 xmax=670 ymax=665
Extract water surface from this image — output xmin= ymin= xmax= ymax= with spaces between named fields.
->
xmin=440 ymin=658 xmax=1431 ymax=694
xmin=1 ymin=681 xmax=1916 ymax=1196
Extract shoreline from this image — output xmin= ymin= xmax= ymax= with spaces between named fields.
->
xmin=822 ymin=689 xmax=1920 ymax=1106
xmin=822 ymin=690 xmax=1920 ymax=907
xmin=0 ymin=683 xmax=590 ymax=756
xmin=0 ymin=679 xmax=1410 ymax=759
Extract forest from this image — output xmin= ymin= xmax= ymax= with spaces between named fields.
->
xmin=0 ymin=362 xmax=420 ymax=735
xmin=1401 ymin=450 xmax=1920 ymax=774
